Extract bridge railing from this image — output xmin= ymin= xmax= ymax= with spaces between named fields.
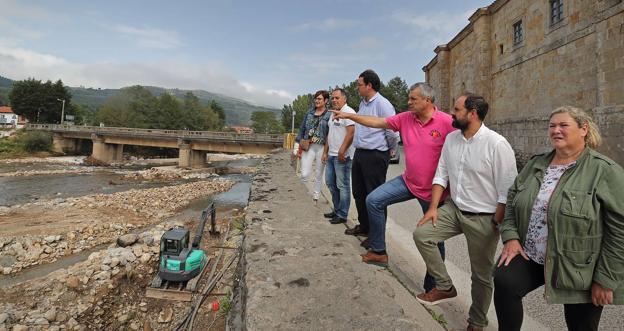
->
xmin=25 ymin=124 xmax=283 ymax=143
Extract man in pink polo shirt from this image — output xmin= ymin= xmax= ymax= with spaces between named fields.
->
xmin=331 ymin=82 xmax=455 ymax=292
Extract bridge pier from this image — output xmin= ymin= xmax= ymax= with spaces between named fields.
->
xmin=92 ymin=135 xmax=124 ymax=164
xmin=178 ymin=143 xmax=207 ymax=168
xmin=52 ymin=134 xmax=80 ymax=154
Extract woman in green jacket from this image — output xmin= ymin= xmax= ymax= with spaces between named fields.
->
xmin=494 ymin=106 xmax=624 ymax=331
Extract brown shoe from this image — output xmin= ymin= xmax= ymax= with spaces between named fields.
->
xmin=416 ymin=286 xmax=457 ymax=305
xmin=361 ymin=251 xmax=388 ymax=267
xmin=344 ymin=225 xmax=368 ymax=236
xmin=466 ymin=325 xmax=483 ymax=331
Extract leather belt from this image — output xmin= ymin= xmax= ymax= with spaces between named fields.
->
xmin=459 ymin=210 xmax=494 ymax=216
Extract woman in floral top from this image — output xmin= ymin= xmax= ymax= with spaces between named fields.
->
xmin=494 ymin=106 xmax=624 ymax=331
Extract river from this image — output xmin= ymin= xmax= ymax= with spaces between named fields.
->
xmin=0 ymin=155 xmax=259 ymax=287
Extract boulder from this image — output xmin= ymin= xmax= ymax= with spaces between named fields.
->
xmin=94 ymin=271 xmax=111 ymax=281
xmin=66 ymin=276 xmax=80 ymax=289
xmin=157 ymin=307 xmax=173 ymax=323
xmin=34 ymin=317 xmax=49 ymax=325
xmin=117 ymin=234 xmax=139 ymax=247
xmin=118 ymin=314 xmax=129 ymax=324
xmin=56 ymin=312 xmax=68 ymax=323
xmin=140 ymin=253 xmax=151 ymax=263
xmin=44 ymin=307 xmax=57 ymax=322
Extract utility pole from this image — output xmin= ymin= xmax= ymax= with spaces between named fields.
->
xmin=57 ymin=98 xmax=66 ymax=124
xmin=291 ymin=110 xmax=296 ymax=133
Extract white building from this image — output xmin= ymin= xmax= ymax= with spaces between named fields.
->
xmin=0 ymin=106 xmax=27 ymax=129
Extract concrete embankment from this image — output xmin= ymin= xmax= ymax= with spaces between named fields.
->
xmin=233 ymin=151 xmax=443 ymax=330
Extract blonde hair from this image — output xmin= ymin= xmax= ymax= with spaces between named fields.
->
xmin=550 ymin=106 xmax=602 ymax=148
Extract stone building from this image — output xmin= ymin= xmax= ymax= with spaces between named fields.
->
xmin=423 ymin=0 xmax=623 ymax=165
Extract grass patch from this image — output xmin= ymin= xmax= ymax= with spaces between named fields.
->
xmin=231 ymin=215 xmax=246 ymax=232
xmin=219 ymin=294 xmax=232 ymax=314
xmin=0 ymin=130 xmax=53 ymax=158
xmin=427 ymin=307 xmax=448 ymax=329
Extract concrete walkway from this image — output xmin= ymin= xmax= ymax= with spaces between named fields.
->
xmin=239 ymin=151 xmax=443 ymax=330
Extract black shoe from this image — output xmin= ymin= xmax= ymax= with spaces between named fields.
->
xmin=324 ymin=211 xmax=336 ymax=219
xmin=329 ymin=216 xmax=347 ymax=224
xmin=345 ymin=225 xmax=368 ymax=237
xmin=360 ymin=238 xmax=371 ymax=249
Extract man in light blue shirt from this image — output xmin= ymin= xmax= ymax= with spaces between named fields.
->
xmin=344 ymin=69 xmax=399 ymax=245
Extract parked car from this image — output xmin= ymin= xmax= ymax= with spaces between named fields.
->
xmin=389 ymin=134 xmax=402 ymax=164
xmin=389 ymin=148 xmax=400 ymax=164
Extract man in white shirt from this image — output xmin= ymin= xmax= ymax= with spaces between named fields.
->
xmin=413 ymin=93 xmax=517 ymax=331
xmin=322 ymin=88 xmax=355 ymax=224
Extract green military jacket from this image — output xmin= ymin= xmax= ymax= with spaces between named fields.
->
xmin=500 ymin=147 xmax=624 ymax=304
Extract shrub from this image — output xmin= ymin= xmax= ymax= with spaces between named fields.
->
xmin=19 ymin=131 xmax=52 ymax=152
xmin=0 ymin=138 xmax=18 ymax=154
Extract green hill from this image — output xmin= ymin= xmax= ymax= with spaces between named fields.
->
xmin=0 ymin=75 xmax=281 ymax=126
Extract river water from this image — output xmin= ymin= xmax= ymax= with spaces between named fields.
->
xmin=0 ymin=156 xmax=259 ymax=288
xmin=0 ymin=157 xmax=259 ymax=206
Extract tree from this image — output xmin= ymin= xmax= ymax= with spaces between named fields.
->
xmin=381 ymin=76 xmax=409 ymax=113
xmin=69 ymin=103 xmax=95 ymax=125
xmin=154 ymin=93 xmax=183 ymax=129
xmin=280 ymin=93 xmax=312 ymax=133
xmin=96 ymin=85 xmax=158 ymax=128
xmin=251 ymin=111 xmax=282 ymax=134
xmin=340 ymin=80 xmax=361 ymax=112
xmin=210 ymin=100 xmax=226 ymax=129
xmin=9 ymin=78 xmax=72 ymax=123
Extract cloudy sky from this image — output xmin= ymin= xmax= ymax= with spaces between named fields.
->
xmin=0 ymin=0 xmax=492 ymax=108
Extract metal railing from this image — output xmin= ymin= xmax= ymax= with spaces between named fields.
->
xmin=26 ymin=123 xmax=284 ymax=144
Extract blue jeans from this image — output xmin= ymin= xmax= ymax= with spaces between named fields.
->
xmin=325 ymin=155 xmax=352 ymax=219
xmin=366 ymin=175 xmax=446 ymax=292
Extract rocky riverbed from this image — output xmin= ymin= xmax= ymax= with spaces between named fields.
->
xmin=0 ymin=154 xmax=257 ymax=330
xmin=0 ymin=219 xmax=243 ymax=331
xmin=0 ymin=180 xmax=233 ymax=275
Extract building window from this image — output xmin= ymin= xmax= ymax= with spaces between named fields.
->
xmin=550 ymin=0 xmax=564 ymax=25
xmin=513 ymin=20 xmax=523 ymax=44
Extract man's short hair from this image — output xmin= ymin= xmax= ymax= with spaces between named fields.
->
xmin=332 ymin=87 xmax=347 ymax=99
xmin=462 ymin=92 xmax=489 ymax=120
xmin=409 ymin=82 xmax=435 ymax=103
xmin=359 ymin=69 xmax=381 ymax=92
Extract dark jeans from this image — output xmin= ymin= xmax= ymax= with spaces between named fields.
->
xmin=351 ymin=148 xmax=389 ymax=234
xmin=366 ymin=175 xmax=445 ymax=292
xmin=494 ymin=256 xmax=604 ymax=331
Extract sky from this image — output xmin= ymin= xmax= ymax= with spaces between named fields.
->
xmin=0 ymin=0 xmax=493 ymax=108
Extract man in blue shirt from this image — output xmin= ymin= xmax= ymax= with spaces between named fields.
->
xmin=345 ymin=69 xmax=399 ymax=243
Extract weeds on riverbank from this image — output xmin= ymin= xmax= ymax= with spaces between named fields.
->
xmin=0 ymin=131 xmax=53 ymax=158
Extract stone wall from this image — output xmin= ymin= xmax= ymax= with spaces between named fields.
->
xmin=423 ymin=0 xmax=624 ymax=166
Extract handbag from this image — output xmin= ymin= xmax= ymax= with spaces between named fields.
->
xmin=299 ymin=139 xmax=310 ymax=151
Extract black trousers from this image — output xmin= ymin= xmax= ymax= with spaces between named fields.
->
xmin=493 ymin=256 xmax=604 ymax=331
xmin=351 ymin=148 xmax=389 ymax=234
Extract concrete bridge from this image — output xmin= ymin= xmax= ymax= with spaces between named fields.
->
xmin=26 ymin=124 xmax=285 ymax=168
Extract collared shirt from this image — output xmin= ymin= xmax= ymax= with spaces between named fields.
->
xmin=327 ymin=104 xmax=356 ymax=158
xmin=385 ymin=108 xmax=456 ymax=201
xmin=433 ymin=124 xmax=517 ymax=213
xmin=353 ymin=92 xmax=398 ymax=151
